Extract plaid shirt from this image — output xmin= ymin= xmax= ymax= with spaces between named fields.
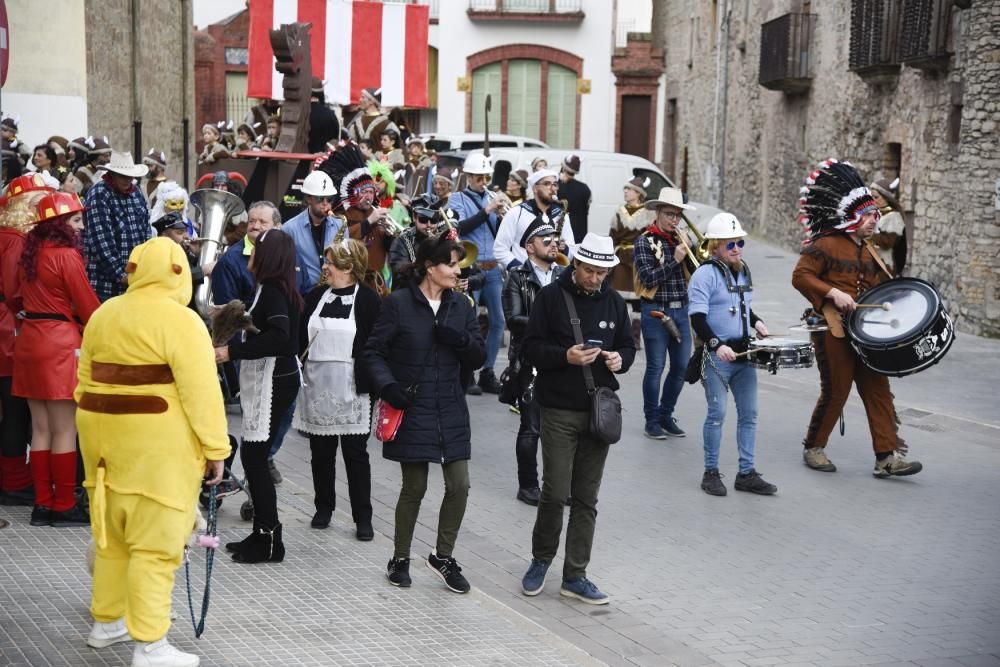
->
xmin=83 ymin=179 xmax=151 ymax=301
xmin=632 ymin=231 xmax=688 ymax=308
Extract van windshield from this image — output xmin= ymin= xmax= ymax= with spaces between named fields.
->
xmin=634 ymin=168 xmax=673 ymax=194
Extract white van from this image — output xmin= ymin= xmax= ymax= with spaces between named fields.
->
xmin=418 ymin=133 xmax=549 ymax=153
xmin=438 ymin=148 xmax=723 ymax=234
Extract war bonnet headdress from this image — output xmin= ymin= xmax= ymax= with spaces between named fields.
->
xmin=316 ymin=141 xmax=375 ymax=210
xmin=797 ymin=158 xmax=879 ymax=244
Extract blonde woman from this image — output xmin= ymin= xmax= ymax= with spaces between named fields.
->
xmin=295 ymin=238 xmax=381 ymax=539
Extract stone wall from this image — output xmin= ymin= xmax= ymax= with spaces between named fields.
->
xmin=84 ymin=0 xmax=195 ymax=187
xmin=657 ymin=0 xmax=999 ymax=336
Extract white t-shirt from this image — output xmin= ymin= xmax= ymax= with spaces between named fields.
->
xmin=428 ymin=298 xmax=441 ymax=315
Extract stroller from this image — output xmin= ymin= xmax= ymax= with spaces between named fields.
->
xmin=200 ymin=434 xmax=254 ymax=520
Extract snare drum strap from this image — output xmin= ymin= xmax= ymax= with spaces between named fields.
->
xmin=864 ymin=241 xmax=895 ymax=281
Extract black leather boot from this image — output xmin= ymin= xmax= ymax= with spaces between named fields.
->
xmin=231 ymin=523 xmax=284 ymax=564
xmin=225 ymin=522 xmax=261 ymax=553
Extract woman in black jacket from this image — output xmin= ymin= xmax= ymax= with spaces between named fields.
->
xmin=214 ymin=229 xmax=302 ymax=564
xmin=295 ymin=238 xmax=381 ymax=539
xmin=363 ymin=232 xmax=485 ymax=593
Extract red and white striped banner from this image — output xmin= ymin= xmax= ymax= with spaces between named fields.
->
xmin=247 ymin=0 xmax=429 ymax=108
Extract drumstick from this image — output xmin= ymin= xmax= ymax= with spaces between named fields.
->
xmin=855 ymin=302 xmax=891 ymax=311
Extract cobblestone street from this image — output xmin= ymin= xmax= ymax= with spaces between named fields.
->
xmin=2 ymin=238 xmax=999 ymax=666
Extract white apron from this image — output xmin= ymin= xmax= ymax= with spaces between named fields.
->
xmin=239 ymin=286 xmax=277 ymax=442
xmin=293 ymin=285 xmax=372 ymax=436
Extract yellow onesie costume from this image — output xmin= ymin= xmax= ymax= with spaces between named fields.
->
xmin=76 ymin=237 xmax=230 ymax=643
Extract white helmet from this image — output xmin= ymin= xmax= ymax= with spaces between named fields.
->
xmin=301 ymin=170 xmax=335 ymax=197
xmin=704 ymin=212 xmax=747 ymax=239
xmin=462 ymin=152 xmax=493 ymax=175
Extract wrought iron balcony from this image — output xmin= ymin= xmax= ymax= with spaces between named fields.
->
xmin=467 ymin=0 xmax=584 ymax=23
xmin=899 ymin=0 xmax=952 ymax=71
xmin=849 ymin=0 xmax=902 ymax=81
xmin=759 ymin=12 xmax=815 ymax=93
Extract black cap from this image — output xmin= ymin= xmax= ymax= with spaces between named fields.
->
xmin=152 ymin=212 xmax=187 ymax=235
xmin=519 ymin=217 xmax=557 ymax=248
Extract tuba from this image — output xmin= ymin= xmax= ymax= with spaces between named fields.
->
xmin=189 ymin=188 xmax=246 ymax=316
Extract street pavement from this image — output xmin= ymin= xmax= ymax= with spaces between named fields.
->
xmin=1 ymin=236 xmax=999 ymax=667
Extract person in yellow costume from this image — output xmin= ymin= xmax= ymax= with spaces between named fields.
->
xmin=76 ymin=237 xmax=230 ymax=667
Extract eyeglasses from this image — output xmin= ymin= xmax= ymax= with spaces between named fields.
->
xmin=537 ymin=180 xmax=558 ymax=188
xmin=725 ymin=240 xmax=746 ymax=250
xmin=659 ymin=210 xmax=682 ymax=220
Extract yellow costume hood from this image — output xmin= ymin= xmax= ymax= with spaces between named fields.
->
xmin=124 ymin=236 xmax=193 ymax=306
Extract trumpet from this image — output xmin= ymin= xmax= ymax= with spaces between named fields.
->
xmin=488 ymin=187 xmax=512 ymax=217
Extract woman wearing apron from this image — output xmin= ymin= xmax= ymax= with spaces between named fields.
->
xmin=215 ymin=230 xmax=302 ymax=564
xmin=295 ymin=238 xmax=381 ymax=539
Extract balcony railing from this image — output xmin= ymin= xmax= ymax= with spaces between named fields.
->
xmin=899 ymin=0 xmax=952 ymax=70
xmin=849 ymin=0 xmax=902 ymax=79
xmin=468 ymin=0 xmax=584 ymax=22
xmin=758 ymin=13 xmax=814 ymax=93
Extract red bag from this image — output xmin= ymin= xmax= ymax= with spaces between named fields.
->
xmin=375 ymin=399 xmax=405 ymax=442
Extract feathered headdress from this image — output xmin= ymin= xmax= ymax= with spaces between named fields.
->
xmin=797 ymin=159 xmax=878 ymax=244
xmin=366 ymin=159 xmax=396 ymax=198
xmin=316 ymin=142 xmax=375 ymax=210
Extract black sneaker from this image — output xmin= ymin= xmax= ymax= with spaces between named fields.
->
xmin=660 ymin=417 xmax=686 ymax=437
xmin=516 ymin=487 xmax=540 ymax=506
xmin=478 ymin=369 xmax=502 ymax=395
xmin=701 ymin=469 xmax=727 ymax=496
xmin=466 ymin=383 xmax=483 ymax=396
xmin=426 ymin=552 xmax=471 ymax=593
xmin=355 ymin=522 xmax=374 ymax=541
xmin=29 ymin=505 xmax=52 ymax=527
xmin=0 ymin=486 xmax=34 ymax=506
xmin=50 ymin=504 xmax=90 ymax=527
xmin=386 ymin=557 xmax=411 ymax=587
xmin=734 ymin=469 xmax=777 ymax=495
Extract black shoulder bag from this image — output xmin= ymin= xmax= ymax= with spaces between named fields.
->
xmin=560 ymin=289 xmax=623 ymax=445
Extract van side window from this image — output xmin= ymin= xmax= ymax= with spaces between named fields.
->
xmin=634 ymin=168 xmax=671 ymax=194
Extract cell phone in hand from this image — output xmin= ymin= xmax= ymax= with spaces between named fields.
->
xmin=582 ymin=339 xmax=603 ymax=350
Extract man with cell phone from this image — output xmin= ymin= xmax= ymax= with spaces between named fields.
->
xmin=517 ymin=233 xmax=636 ymax=606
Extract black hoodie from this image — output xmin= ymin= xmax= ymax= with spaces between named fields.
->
xmin=522 ymin=269 xmax=636 ymax=411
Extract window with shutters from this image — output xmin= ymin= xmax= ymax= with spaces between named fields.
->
xmin=848 ymin=0 xmax=902 ymax=77
xmin=545 ymin=64 xmax=577 ymax=149
xmin=471 ymin=63 xmax=502 ymax=134
xmin=507 ymin=60 xmax=542 ymax=139
xmin=468 ymin=47 xmax=582 ymax=147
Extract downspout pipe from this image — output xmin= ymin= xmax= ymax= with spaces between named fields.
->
xmin=131 ymin=0 xmax=142 ymax=158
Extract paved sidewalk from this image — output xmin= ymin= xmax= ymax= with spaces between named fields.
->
xmin=1 ymin=235 xmax=998 ymax=667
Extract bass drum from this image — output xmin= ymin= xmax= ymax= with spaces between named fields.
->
xmin=847 ymin=278 xmax=954 ymax=377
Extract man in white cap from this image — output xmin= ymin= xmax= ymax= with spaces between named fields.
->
xmin=518 ymin=232 xmax=636 ymax=606
xmin=494 ymin=168 xmax=575 ymax=269
xmin=82 ymin=151 xmax=152 ymax=301
xmin=448 ymin=152 xmax=507 ymax=395
xmin=632 ymin=186 xmax=697 ymax=440
xmin=284 ymin=170 xmax=343 ymax=294
xmin=345 ymin=87 xmax=399 ymax=144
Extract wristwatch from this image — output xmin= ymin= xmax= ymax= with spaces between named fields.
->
xmin=707 ymin=337 xmax=721 ymax=351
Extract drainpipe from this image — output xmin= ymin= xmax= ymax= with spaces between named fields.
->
xmin=710 ymin=0 xmax=731 ymax=207
xmin=717 ymin=0 xmax=731 ymax=209
xmin=131 ymin=0 xmax=142 ymax=158
xmin=181 ymin=0 xmax=191 ymax=189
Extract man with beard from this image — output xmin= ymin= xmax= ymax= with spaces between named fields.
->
xmin=494 ymin=169 xmax=575 ymax=269
xmin=792 ymin=159 xmax=921 ymax=479
xmin=501 ymin=217 xmax=564 ymax=506
xmin=141 ymin=149 xmax=167 ymax=206
xmin=632 ymin=187 xmax=696 ymax=439
xmin=687 ymin=213 xmax=777 ymax=497
xmin=82 ymin=151 xmax=151 ymax=301
xmin=346 ymin=88 xmax=399 ymax=144
xmin=284 ymin=170 xmax=343 ymax=294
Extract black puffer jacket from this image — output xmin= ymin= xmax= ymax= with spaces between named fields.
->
xmin=362 ymin=283 xmax=485 ymax=463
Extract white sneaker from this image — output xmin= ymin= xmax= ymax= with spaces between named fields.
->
xmin=86 ymin=618 xmax=130 ymax=648
xmin=132 ymin=638 xmax=200 ymax=667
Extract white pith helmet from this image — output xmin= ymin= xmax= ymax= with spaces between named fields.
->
xmin=704 ymin=212 xmax=747 ymax=239
xmin=301 ymin=170 xmax=336 ymax=197
xmin=461 ymin=152 xmax=493 ymax=175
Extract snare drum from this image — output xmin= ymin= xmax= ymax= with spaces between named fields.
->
xmin=847 ymin=278 xmax=954 ymax=377
xmin=746 ymin=337 xmax=814 ymax=374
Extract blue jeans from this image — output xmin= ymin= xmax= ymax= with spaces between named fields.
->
xmin=269 ymin=398 xmax=296 ymax=459
xmin=640 ymin=302 xmax=691 ymax=426
xmin=472 ymin=265 xmax=504 ymax=372
xmin=702 ymin=353 xmax=757 ymax=473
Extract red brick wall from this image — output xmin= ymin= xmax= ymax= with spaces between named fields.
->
xmin=194 ymin=10 xmax=251 ymax=153
xmin=465 ymin=44 xmax=584 ymax=147
xmin=611 ymin=38 xmax=664 ymax=162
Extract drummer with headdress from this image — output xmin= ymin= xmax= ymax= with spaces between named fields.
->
xmin=791 ymin=158 xmax=922 ymax=479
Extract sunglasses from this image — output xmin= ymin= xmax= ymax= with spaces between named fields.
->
xmin=313 ymin=196 xmax=335 ymax=203
xmin=725 ymin=240 xmax=746 ymax=250
xmin=539 ymin=236 xmax=558 ymax=246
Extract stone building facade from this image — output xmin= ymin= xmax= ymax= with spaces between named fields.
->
xmin=84 ymin=0 xmax=195 ymax=187
xmin=655 ymin=0 xmax=998 ymax=336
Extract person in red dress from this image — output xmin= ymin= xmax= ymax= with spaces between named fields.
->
xmin=14 ymin=192 xmax=101 ymax=527
xmin=0 ymin=174 xmax=55 ymax=506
